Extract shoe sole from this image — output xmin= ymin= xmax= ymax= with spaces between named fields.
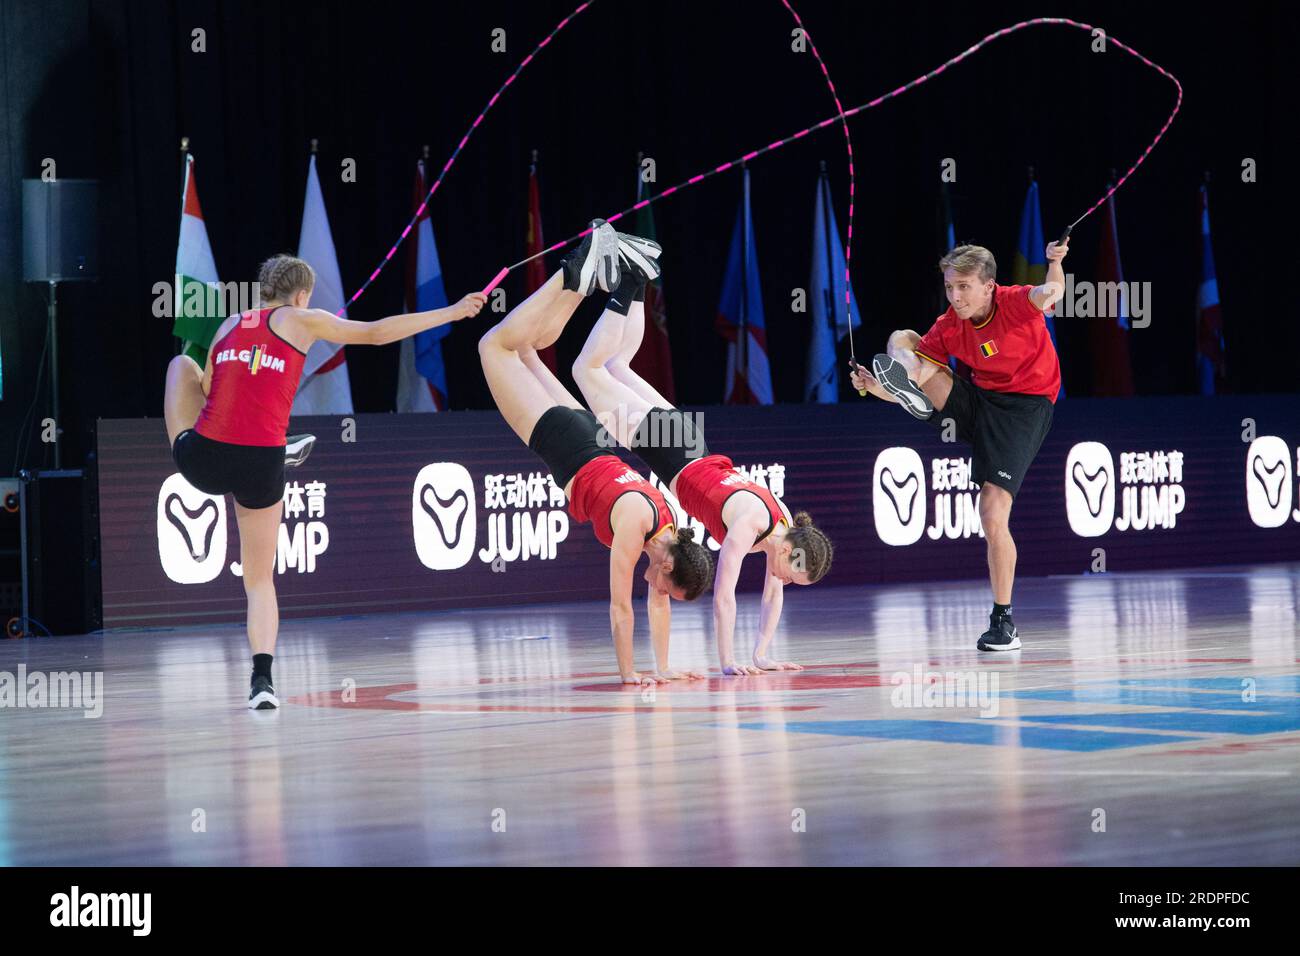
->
xmin=248 ymin=691 xmax=280 ymax=709
xmin=977 ymin=636 xmax=1022 ymax=652
xmin=617 ymin=237 xmax=662 ymax=282
xmin=872 ymin=354 xmax=934 ymax=420
xmin=591 ymin=221 xmax=621 ymax=293
xmin=285 ymin=434 xmax=316 ymax=468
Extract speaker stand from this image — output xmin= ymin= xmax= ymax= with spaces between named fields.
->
xmin=46 ymin=280 xmax=61 ymax=470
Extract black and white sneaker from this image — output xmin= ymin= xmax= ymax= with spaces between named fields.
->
xmin=562 ymin=219 xmax=621 ymax=295
xmin=248 ymin=675 xmax=280 ymax=710
xmin=977 ymin=615 xmax=1021 ymax=652
xmin=285 ymin=434 xmax=316 ymax=468
xmin=871 ymin=353 xmax=935 ymax=420
xmin=615 ymin=232 xmax=663 ymax=282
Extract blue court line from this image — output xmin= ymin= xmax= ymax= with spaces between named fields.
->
xmin=1115 ymin=676 xmax=1300 ymax=693
xmin=1024 ymin=711 xmax=1300 ymax=735
xmin=1004 ymin=688 xmax=1300 ymax=713
xmin=735 ymin=720 xmax=1198 ymax=752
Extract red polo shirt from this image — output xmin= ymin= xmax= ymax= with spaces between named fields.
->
xmin=913 ymin=284 xmax=1061 ymax=401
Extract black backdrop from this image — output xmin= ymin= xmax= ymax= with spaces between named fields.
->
xmin=0 ymin=0 xmax=1294 ymax=471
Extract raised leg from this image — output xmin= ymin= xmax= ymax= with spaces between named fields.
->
xmin=888 ymin=328 xmax=953 ymax=410
xmin=572 ymin=305 xmax=656 ymax=447
xmin=478 ymin=271 xmax=584 ymax=443
xmin=164 ymin=354 xmax=206 ymax=445
xmin=605 ymin=301 xmax=675 ymax=409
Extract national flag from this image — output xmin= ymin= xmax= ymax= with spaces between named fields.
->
xmin=715 ymin=168 xmax=773 ymax=405
xmin=629 ymin=158 xmax=676 ymax=403
xmin=1011 ymin=178 xmax=1064 ymax=398
xmin=172 ymin=153 xmax=224 ymax=364
xmin=805 ymin=165 xmax=861 ymax=402
xmin=524 ymin=156 xmax=556 ymax=372
xmin=1196 ymin=182 xmax=1226 ymax=395
xmin=291 ymin=153 xmax=354 ymax=415
xmin=1087 ymin=189 xmax=1136 ymax=397
xmin=398 ymin=159 xmax=451 ymax=411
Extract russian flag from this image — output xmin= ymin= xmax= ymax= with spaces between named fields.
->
xmin=716 ymin=168 xmax=773 ymax=405
xmin=398 ymin=159 xmax=451 ymax=411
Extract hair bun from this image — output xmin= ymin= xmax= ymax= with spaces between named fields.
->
xmin=793 ymin=511 xmax=812 ymax=528
xmin=676 ymin=526 xmax=695 ymax=545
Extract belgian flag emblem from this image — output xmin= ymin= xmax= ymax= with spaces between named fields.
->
xmin=978 ymin=340 xmax=998 ymax=359
xmin=248 ymin=344 xmax=264 ymax=375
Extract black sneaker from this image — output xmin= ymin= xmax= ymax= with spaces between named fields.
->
xmin=285 ymin=434 xmax=316 ymax=468
xmin=872 ymin=353 xmax=935 ymax=420
xmin=248 ymin=674 xmax=280 ymax=710
xmin=977 ymin=615 xmax=1021 ymax=652
xmin=614 ymin=232 xmax=662 ymax=282
xmin=561 ymin=219 xmax=620 ymax=295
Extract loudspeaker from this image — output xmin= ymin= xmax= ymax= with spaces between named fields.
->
xmin=19 ymin=469 xmax=102 ymax=636
xmin=22 ymin=179 xmax=98 ymax=282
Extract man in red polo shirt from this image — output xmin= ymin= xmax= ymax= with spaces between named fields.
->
xmin=851 ymin=241 xmax=1067 ymax=651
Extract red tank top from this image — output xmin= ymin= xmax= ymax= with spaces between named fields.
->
xmin=567 ymin=455 xmax=674 ymax=549
xmin=674 ymin=454 xmax=786 ymax=544
xmin=194 ymin=308 xmax=308 ymax=447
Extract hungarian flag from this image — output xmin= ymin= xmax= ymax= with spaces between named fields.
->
xmin=1087 ymin=189 xmax=1136 ymax=397
xmin=804 ymin=166 xmax=861 ymax=402
xmin=524 ymin=158 xmax=556 ymax=372
xmin=1196 ymin=182 xmax=1226 ymax=395
xmin=291 ymin=153 xmax=354 ymax=415
xmin=398 ymin=159 xmax=451 ymax=412
xmin=628 ymin=163 xmax=676 ymax=403
xmin=1011 ymin=179 xmax=1063 ymax=398
xmin=716 ymin=168 xmax=772 ymax=404
xmin=172 ymin=153 xmax=224 ymax=364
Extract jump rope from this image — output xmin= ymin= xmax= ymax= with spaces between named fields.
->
xmin=340 ymin=4 xmax=1182 ymax=392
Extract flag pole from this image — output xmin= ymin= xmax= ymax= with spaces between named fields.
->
xmin=818 ymin=161 xmax=842 ymax=399
xmin=175 ymin=137 xmax=191 ymax=357
xmin=739 ymin=164 xmax=749 ymax=404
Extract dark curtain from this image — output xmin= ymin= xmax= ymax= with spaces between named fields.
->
xmin=0 ymin=0 xmax=1293 ymax=470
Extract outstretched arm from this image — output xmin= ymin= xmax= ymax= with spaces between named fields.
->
xmin=610 ymin=525 xmax=659 ymax=686
xmin=754 ymin=565 xmax=802 ymax=671
xmin=713 ymin=533 xmax=761 ymax=676
xmin=297 ymin=292 xmax=486 ymax=348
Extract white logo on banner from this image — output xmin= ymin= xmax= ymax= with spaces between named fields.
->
xmin=873 ymin=447 xmax=927 ymax=546
xmin=476 ymin=471 xmax=568 ymax=564
xmin=925 ymin=456 xmax=984 ymax=541
xmin=157 ymin=473 xmax=227 ymax=583
xmin=1065 ymin=442 xmax=1115 ymax=537
xmin=1246 ymin=436 xmax=1293 ymax=528
xmin=413 ymin=463 xmax=478 ymax=570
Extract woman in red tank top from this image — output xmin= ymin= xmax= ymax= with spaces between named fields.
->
xmin=163 ymin=255 xmax=486 ymax=709
xmin=567 ymin=234 xmax=834 ymax=676
xmin=477 ymin=222 xmax=714 ymax=686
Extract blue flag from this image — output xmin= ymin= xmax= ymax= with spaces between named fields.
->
xmin=805 ymin=170 xmax=861 ymax=402
xmin=1012 ymin=180 xmax=1064 ymax=399
xmin=715 ymin=168 xmax=773 ymax=404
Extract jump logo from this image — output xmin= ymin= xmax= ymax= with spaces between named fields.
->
xmin=412 ymin=463 xmax=478 ymax=570
xmin=1065 ymin=442 xmax=1185 ymax=537
xmin=1245 ymin=436 xmax=1298 ymax=528
xmin=157 ymin=474 xmax=227 ymax=583
xmin=873 ymin=447 xmax=926 ymax=546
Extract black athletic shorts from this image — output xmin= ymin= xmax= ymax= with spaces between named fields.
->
xmin=527 ymin=407 xmax=612 ymax=491
xmin=629 ymin=407 xmax=709 ymax=484
xmin=925 ymin=375 xmax=1053 ymax=498
xmin=172 ymin=429 xmax=286 ymax=509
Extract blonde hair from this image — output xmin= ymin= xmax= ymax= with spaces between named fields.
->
xmin=938 ymin=244 xmax=996 ymax=283
xmin=258 ymin=254 xmax=315 ymax=304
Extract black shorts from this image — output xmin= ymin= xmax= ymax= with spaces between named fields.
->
xmin=172 ymin=429 xmax=286 ymax=509
xmin=629 ymin=407 xmax=710 ymax=484
xmin=925 ymin=376 xmax=1053 ymax=498
xmin=527 ymin=407 xmax=612 ymax=490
